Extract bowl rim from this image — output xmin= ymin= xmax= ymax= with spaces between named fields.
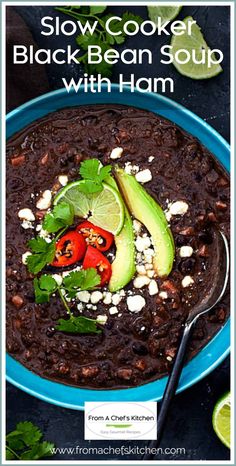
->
xmin=6 ymin=84 xmax=230 ymax=410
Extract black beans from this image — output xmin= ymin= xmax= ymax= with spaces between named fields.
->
xmin=198 ymin=230 xmax=213 ymax=244
xmin=132 ymin=342 xmax=148 ymax=356
xmin=46 ymin=326 xmax=56 ymax=338
xmin=178 ymin=258 xmax=196 ymax=274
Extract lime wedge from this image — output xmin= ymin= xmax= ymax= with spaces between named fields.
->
xmin=148 ymin=5 xmax=182 ymax=26
xmin=54 ymin=180 xmax=125 ymax=235
xmin=212 ymin=392 xmax=231 ymax=449
xmin=171 ymin=16 xmax=223 ymax=79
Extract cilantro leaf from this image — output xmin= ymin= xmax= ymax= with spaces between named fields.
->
xmin=27 ymin=239 xmax=56 ymax=274
xmin=15 ymin=422 xmax=42 ymax=447
xmin=28 ymin=237 xmax=49 ymax=253
xmin=20 ymin=441 xmax=55 ymax=460
xmin=56 ymin=315 xmax=101 ymax=334
xmin=62 ymin=271 xmax=84 ymax=297
xmin=100 ymin=165 xmax=112 ymax=181
xmin=77 ymin=180 xmax=103 ymax=194
xmin=6 ymin=448 xmax=16 ymax=460
xmin=34 ymin=275 xmax=58 ymax=304
xmin=89 ymin=5 xmax=107 ymax=15
xmin=78 ymin=159 xmax=111 ymax=194
xmin=56 ymin=8 xmax=144 ymax=78
xmin=79 ymin=159 xmax=112 ymax=194
xmin=62 ymin=268 xmax=101 ymax=298
xmin=80 ymin=268 xmax=101 ymax=290
xmin=6 ymin=421 xmax=54 ymax=461
xmin=80 ymin=158 xmax=101 ymax=180
xmin=43 ymin=202 xmax=74 ymax=233
xmin=76 ymin=31 xmax=99 ymax=50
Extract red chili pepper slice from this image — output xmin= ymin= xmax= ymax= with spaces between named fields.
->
xmin=51 ymin=231 xmax=86 ymax=267
xmin=77 ymin=221 xmax=114 ymax=252
xmin=83 ymin=245 xmax=112 ymax=286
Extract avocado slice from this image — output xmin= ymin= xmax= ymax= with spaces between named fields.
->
xmin=106 ymin=175 xmax=136 ymax=292
xmin=115 ymin=168 xmax=175 ymax=277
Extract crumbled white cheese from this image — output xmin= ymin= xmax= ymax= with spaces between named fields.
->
xmin=133 ymin=219 xmax=142 ymax=234
xmin=90 ymin=291 xmax=103 ymax=304
xmin=36 ymin=224 xmax=42 ymax=232
xmin=77 ymin=303 xmax=83 ymax=312
xmin=22 ymin=251 xmax=32 ymax=265
xmin=124 ymin=162 xmax=139 ymax=175
xmin=144 ymin=248 xmax=154 ymax=257
xmin=21 ymin=220 xmax=34 ymax=230
xmin=133 ymin=275 xmax=150 ymax=288
xmin=96 ymin=315 xmax=108 ymax=325
xmin=52 ymin=274 xmax=63 ymax=286
xmin=144 ymin=254 xmax=153 ymax=264
xmin=148 ymin=156 xmax=154 ymax=162
xmin=165 ymin=211 xmax=172 ymax=222
xmin=145 ymin=263 xmax=153 ymax=271
xmin=76 ymin=291 xmax=91 ymax=303
xmin=147 ymin=270 xmax=155 ymax=278
xmin=127 ymin=295 xmax=146 ymax=313
xmin=135 ymin=236 xmax=151 ymax=252
xmin=179 ymin=246 xmax=193 ymax=258
xmin=136 ymin=264 xmax=146 ymax=275
xmin=38 ymin=228 xmax=52 ymax=243
xmin=18 ymin=208 xmax=35 ymax=222
xmin=110 ymin=147 xmax=123 ymax=159
xmin=109 ymin=306 xmax=118 ymax=315
xmin=36 ymin=190 xmax=52 ymax=210
xmin=135 ymin=169 xmax=152 ymax=184
xmin=166 ymin=356 xmax=173 ymax=362
xmin=111 ymin=294 xmax=122 ymax=305
xmin=182 ymin=276 xmax=194 ymax=288
xmin=119 ymin=289 xmax=126 ymax=297
xmin=103 ymin=292 xmax=112 ymax=305
xmin=148 ymin=280 xmax=158 ymax=295
xmin=58 ymin=175 xmax=68 ymax=186
xmin=159 ymin=291 xmax=168 ymax=299
xmin=169 ymin=201 xmax=189 ymax=216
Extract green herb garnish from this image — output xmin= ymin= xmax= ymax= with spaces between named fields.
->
xmin=26 ymin=237 xmax=56 ymax=275
xmin=43 ymin=202 xmax=74 ymax=233
xmin=33 ymin=269 xmax=101 ymax=334
xmin=34 ymin=268 xmax=101 ymax=303
xmin=26 ymin=202 xmax=75 ymax=274
xmin=34 ymin=275 xmax=58 ymax=304
xmin=6 ymin=422 xmax=55 ymax=461
xmin=79 ymin=158 xmax=111 ymax=194
xmin=56 ymin=315 xmax=101 ymax=334
xmin=56 ymin=6 xmax=143 ymax=77
xmin=63 ymin=268 xmax=101 ymax=297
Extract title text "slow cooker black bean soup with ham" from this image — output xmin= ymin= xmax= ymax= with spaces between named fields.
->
xmin=6 ymin=105 xmax=230 ymax=389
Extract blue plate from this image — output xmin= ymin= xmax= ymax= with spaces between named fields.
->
xmin=6 ymin=85 xmax=230 ymax=410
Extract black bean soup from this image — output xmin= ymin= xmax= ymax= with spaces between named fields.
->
xmin=6 ymin=105 xmax=230 ymax=389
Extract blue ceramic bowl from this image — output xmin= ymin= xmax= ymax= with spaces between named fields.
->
xmin=6 ymin=85 xmax=230 ymax=410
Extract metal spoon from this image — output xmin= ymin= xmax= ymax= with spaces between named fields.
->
xmin=143 ymin=229 xmax=229 ymax=460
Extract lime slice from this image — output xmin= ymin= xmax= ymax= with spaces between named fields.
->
xmin=54 ymin=181 xmax=125 ymax=235
xmin=171 ymin=16 xmax=223 ymax=79
xmin=212 ymin=392 xmax=231 ymax=449
xmin=148 ymin=5 xmax=182 ymax=26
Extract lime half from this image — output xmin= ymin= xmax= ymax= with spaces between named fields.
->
xmin=212 ymin=392 xmax=231 ymax=449
xmin=54 ymin=181 xmax=125 ymax=235
xmin=148 ymin=5 xmax=182 ymax=26
xmin=171 ymin=16 xmax=223 ymax=79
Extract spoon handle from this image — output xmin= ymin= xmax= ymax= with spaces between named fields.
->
xmin=143 ymin=317 xmax=197 ymax=460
